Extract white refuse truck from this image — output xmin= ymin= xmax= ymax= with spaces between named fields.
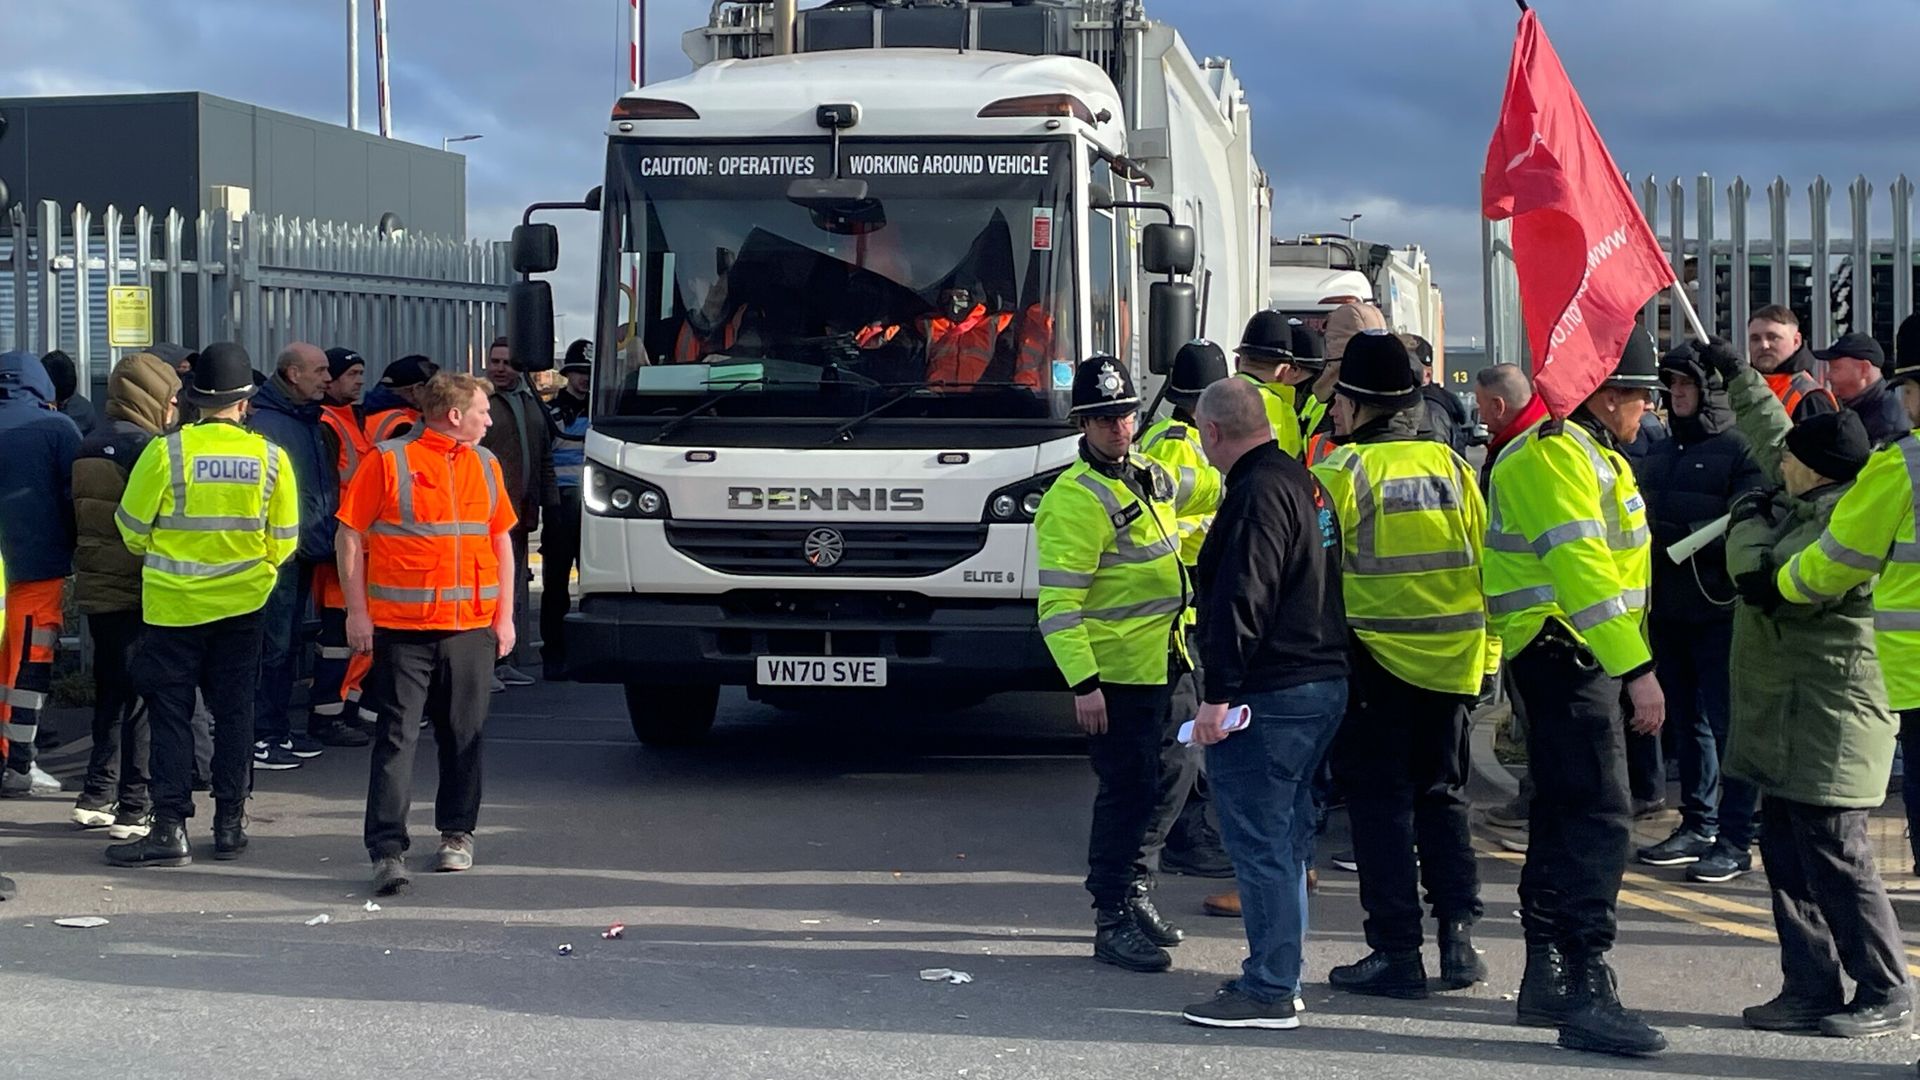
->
xmin=1270 ymin=233 xmax=1446 ymax=374
xmin=506 ymin=0 xmax=1270 ymax=743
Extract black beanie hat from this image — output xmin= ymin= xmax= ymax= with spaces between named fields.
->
xmin=1785 ymin=409 xmax=1872 ymax=483
xmin=325 ymin=347 xmax=365 ymax=381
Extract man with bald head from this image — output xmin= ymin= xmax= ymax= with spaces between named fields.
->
xmin=248 ymin=342 xmax=340 ymax=768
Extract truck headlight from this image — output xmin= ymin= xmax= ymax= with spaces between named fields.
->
xmin=584 ymin=461 xmax=670 ymax=519
xmin=981 ymin=467 xmax=1066 ymax=524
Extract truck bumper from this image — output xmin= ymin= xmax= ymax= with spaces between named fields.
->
xmin=564 ymin=591 xmax=1063 ymax=692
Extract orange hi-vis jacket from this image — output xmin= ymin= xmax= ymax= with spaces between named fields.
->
xmin=674 ymin=308 xmax=747 ymax=363
xmin=317 ymin=403 xmax=379 ymax=610
xmin=336 ymin=426 xmax=519 ymax=632
xmin=1764 ymin=370 xmax=1837 ymax=421
xmin=921 ymin=304 xmax=1014 ymax=387
xmin=365 ymin=405 xmax=421 ymax=445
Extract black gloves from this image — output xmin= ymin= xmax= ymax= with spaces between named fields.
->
xmin=1696 ymin=335 xmax=1746 ymax=383
xmin=1735 ymin=556 xmax=1784 ymax=614
xmin=1728 ymin=487 xmax=1780 ymax=528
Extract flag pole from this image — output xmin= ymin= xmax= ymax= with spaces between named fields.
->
xmin=1671 ymin=280 xmax=1711 ymax=343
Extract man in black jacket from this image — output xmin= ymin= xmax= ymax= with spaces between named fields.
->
xmin=1180 ymin=376 xmax=1348 ymax=1032
xmin=1631 ymin=344 xmax=1767 ymax=883
xmin=1817 ymin=332 xmax=1908 ymax=447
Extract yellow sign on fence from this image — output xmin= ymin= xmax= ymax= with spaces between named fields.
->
xmin=108 ymin=286 xmax=154 ymax=348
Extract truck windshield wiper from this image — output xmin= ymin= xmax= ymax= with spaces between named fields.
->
xmin=825 ymin=380 xmax=1026 ymax=444
xmin=651 ymin=377 xmax=819 ymax=442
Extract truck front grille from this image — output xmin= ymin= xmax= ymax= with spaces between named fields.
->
xmin=665 ymin=521 xmax=989 ymax=578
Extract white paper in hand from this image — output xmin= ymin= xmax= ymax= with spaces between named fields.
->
xmin=1178 ymin=704 xmax=1252 ymax=745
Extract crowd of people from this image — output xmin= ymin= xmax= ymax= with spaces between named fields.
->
xmin=1034 ymin=302 xmax=1920 ymax=1057
xmin=0 ymin=336 xmax=598 ymax=896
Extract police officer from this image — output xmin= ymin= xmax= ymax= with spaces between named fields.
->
xmin=1231 ymin=312 xmax=1307 ymax=457
xmin=1484 ymin=335 xmax=1668 ymax=1056
xmin=1036 ymin=356 xmax=1218 ymax=972
xmin=1140 ymin=341 xmax=1232 ymax=880
xmin=106 ymin=343 xmax=300 ymax=867
xmin=542 ymin=339 xmax=592 ymax=680
xmin=1311 ymin=330 xmax=1495 ymax=999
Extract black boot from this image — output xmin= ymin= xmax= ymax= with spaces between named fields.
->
xmin=1557 ymin=954 xmax=1667 ymax=1057
xmin=1094 ymin=905 xmax=1172 ymax=973
xmin=1329 ymin=950 xmax=1428 ymax=999
xmin=105 ymin=816 xmax=191 ymax=868
xmin=1515 ymin=942 xmax=1577 ymax=1027
xmin=1125 ymin=881 xmax=1184 ymax=947
xmin=1438 ymin=918 xmax=1488 ymax=990
xmin=213 ymin=802 xmax=249 ymax=861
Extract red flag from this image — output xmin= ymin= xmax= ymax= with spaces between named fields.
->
xmin=1483 ymin=10 xmax=1674 ymax=419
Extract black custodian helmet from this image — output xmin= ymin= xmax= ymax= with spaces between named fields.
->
xmin=1068 ymin=356 xmax=1140 ymax=418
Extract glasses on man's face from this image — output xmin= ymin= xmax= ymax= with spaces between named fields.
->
xmin=1084 ymin=414 xmax=1135 ymax=431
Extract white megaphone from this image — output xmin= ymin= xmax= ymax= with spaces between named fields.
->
xmin=1667 ymin=514 xmax=1731 ymax=565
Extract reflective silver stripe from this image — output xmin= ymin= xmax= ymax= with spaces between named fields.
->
xmin=1081 ymin=595 xmax=1185 ymax=622
xmin=3 ymin=689 xmax=45 ymax=711
xmin=1175 ymin=466 xmax=1196 ymax=507
xmin=1340 ymin=450 xmax=1476 ymax=575
xmin=29 ymin=628 xmax=57 ymax=648
xmin=1348 ymin=611 xmax=1486 ymax=634
xmin=144 ymin=554 xmax=261 ymax=579
xmin=1485 ymin=529 xmax=1533 ymax=554
xmin=478 ymin=585 xmax=500 ymax=600
xmin=369 ymin=584 xmax=436 ymax=603
xmin=474 ymin=445 xmax=503 ymax=521
xmin=271 ymin=523 xmax=301 ymax=540
xmin=1567 ymin=595 xmax=1629 ymax=631
xmin=1488 ymin=584 xmax=1557 ymax=614
xmin=369 ymin=521 xmax=492 ymax=538
xmin=311 ymin=701 xmax=345 ymax=716
xmin=116 ymin=506 xmax=152 ymax=536
xmin=392 ymin=447 xmax=417 ymax=524
xmin=1875 ymin=610 xmax=1920 ymax=632
xmin=1039 ymin=611 xmax=1083 ymax=635
xmin=1038 ymin=569 xmax=1097 ymax=589
xmin=261 ymin=445 xmax=281 ymax=527
xmin=1616 ymin=524 xmax=1650 ymax=549
xmin=1379 ymin=476 xmax=1458 ymax=513
xmin=317 ymin=646 xmax=353 ymax=660
xmin=1894 ymin=541 xmax=1920 ymax=564
xmin=1817 ymin=530 xmax=1883 ymax=572
xmin=1098 ymin=536 xmax=1179 ymax=567
xmin=358 ymin=707 xmax=379 ymax=723
xmin=1532 ymin=519 xmax=1605 ymax=556
xmin=167 ymin=430 xmax=188 ymax=514
xmin=157 ymin=430 xmax=276 ymax=531
xmin=156 ymin=515 xmax=274 ymax=531
xmin=1789 ymin=558 xmax=1838 ymax=603
xmin=1 ymin=721 xmax=39 ymax=737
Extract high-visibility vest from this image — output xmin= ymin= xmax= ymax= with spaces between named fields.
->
xmin=321 ymin=403 xmax=376 ymax=487
xmin=1765 ymin=370 xmax=1837 ymax=421
xmin=1297 ymin=394 xmax=1329 ymax=442
xmin=1483 ymin=415 xmax=1653 ymax=676
xmin=1140 ymin=417 xmax=1218 ymax=567
xmin=1304 ymin=430 xmax=1337 ymax=466
xmin=365 ymin=406 xmax=419 ymax=445
xmin=1234 ymin=371 xmax=1305 ymax=457
xmin=1313 ymin=439 xmax=1497 ymax=695
xmin=350 ymin=426 xmax=512 ymax=631
xmin=1034 ymin=450 xmax=1220 ymax=688
xmin=0 ymin=551 xmax=8 ymax=707
xmin=1778 ymin=431 xmax=1920 ymax=709
xmin=1011 ymin=304 xmax=1054 ymax=391
xmin=921 ymin=304 xmax=1015 ymax=387
xmin=115 ymin=420 xmax=300 ymax=627
xmin=674 ymin=308 xmax=747 ymax=364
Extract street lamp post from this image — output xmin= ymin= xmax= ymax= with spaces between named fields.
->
xmin=442 ymin=133 xmax=484 ymax=153
xmin=1341 ymin=213 xmax=1363 ymax=239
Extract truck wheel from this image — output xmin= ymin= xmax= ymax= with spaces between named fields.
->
xmin=624 ymin=683 xmax=719 ymax=746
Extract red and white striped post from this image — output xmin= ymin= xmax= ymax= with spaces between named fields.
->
xmin=630 ymin=0 xmax=644 ymax=89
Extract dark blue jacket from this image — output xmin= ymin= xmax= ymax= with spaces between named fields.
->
xmin=248 ymin=375 xmax=338 ymax=562
xmin=1631 ymin=384 xmax=1766 ymax=626
xmin=0 ymin=351 xmax=82 ymax=581
xmin=1844 ymin=377 xmax=1911 ymax=448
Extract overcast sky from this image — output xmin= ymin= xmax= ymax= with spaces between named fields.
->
xmin=10 ymin=0 xmax=1918 ymax=344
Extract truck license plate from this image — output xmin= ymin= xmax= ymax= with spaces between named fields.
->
xmin=755 ymin=656 xmax=888 ymax=688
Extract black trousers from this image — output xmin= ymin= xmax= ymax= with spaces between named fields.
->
xmin=363 ymin=627 xmax=495 ymax=859
xmin=1511 ymin=628 xmax=1631 ymax=956
xmin=1759 ymin=797 xmax=1909 ymax=1006
xmin=1330 ymin=643 xmax=1483 ymax=951
xmin=1143 ymin=658 xmax=1203 ymax=872
xmin=540 ymin=487 xmax=582 ymax=670
xmin=1085 ymin=680 xmax=1175 ymax=908
xmin=80 ymin=611 xmax=151 ymax=814
xmin=135 ymin=612 xmax=263 ymax=821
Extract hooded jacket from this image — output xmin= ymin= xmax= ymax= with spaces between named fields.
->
xmin=1632 ymin=352 xmax=1767 ymax=626
xmin=73 ymin=352 xmax=180 ymax=613
xmin=0 ymin=350 xmax=82 ymax=581
xmin=248 ymin=374 xmax=339 ymax=561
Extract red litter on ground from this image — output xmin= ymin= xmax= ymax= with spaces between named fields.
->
xmin=602 ymin=923 xmax=626 ymax=940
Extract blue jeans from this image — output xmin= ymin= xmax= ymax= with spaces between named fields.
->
xmin=1653 ymin=620 xmax=1754 ymax=845
xmin=1206 ymin=677 xmax=1348 ymax=1003
xmin=252 ymin=561 xmax=312 ymax=743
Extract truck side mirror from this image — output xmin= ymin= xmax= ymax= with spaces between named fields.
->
xmin=510 ymin=223 xmax=560 ymax=275
xmin=1147 ymin=280 xmax=1196 ymax=376
xmin=583 ymin=185 xmax=603 ymax=213
xmin=508 ymin=280 xmax=555 ymax=372
xmin=1142 ymin=223 xmax=1196 ymax=276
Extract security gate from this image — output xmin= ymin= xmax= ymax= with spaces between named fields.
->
xmin=1 ymin=199 xmax=510 ymax=389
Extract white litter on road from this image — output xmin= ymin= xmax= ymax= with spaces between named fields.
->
xmin=363 ymin=900 xmax=382 ymax=912
xmin=305 ymin=914 xmax=332 ymax=926
xmin=918 ymin=968 xmax=974 ymax=985
xmin=53 ymin=917 xmax=109 ymax=929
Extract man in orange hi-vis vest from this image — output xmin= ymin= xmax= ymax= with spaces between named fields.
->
xmin=336 ymin=372 xmax=518 ymax=898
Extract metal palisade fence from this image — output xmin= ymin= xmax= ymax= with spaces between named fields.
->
xmin=1 ymin=199 xmax=511 ymax=389
xmin=1482 ymin=173 xmax=1919 ymax=367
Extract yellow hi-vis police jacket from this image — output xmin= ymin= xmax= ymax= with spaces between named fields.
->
xmin=1313 ymin=437 xmax=1499 ymax=696
xmin=1139 ymin=416 xmax=1219 ymax=566
xmin=1234 ymin=372 xmax=1305 ymax=458
xmin=1297 ymin=393 xmax=1330 ymax=446
xmin=116 ymin=420 xmax=300 ymax=627
xmin=1777 ymin=431 xmax=1920 ymax=710
xmin=1035 ymin=448 xmax=1221 ymax=689
xmin=1484 ymin=415 xmax=1654 ymax=677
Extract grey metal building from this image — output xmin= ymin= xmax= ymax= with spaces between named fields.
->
xmin=0 ymin=91 xmax=466 ymax=239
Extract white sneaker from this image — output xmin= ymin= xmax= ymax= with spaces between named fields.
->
xmin=71 ymin=802 xmax=117 ymax=828
xmin=29 ymin=764 xmax=62 ymax=794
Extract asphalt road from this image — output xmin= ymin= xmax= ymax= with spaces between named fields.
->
xmin=3 ymin=680 xmax=1918 ymax=1080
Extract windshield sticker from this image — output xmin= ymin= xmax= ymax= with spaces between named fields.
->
xmin=637 ymin=154 xmax=822 ymax=177
xmin=846 ymin=153 xmax=1053 ymax=177
xmin=1031 ymin=207 xmax=1054 ymax=251
xmin=1052 ymin=360 xmax=1074 ymax=389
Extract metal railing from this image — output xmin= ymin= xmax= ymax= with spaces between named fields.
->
xmin=1482 ymin=173 xmax=1920 ymax=368
xmin=1 ymin=199 xmax=510 ymax=389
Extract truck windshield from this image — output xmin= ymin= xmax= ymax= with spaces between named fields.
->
xmin=595 ymin=139 xmax=1077 ymax=432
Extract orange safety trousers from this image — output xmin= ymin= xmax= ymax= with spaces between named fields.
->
xmin=0 ymin=578 xmax=64 ymax=761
